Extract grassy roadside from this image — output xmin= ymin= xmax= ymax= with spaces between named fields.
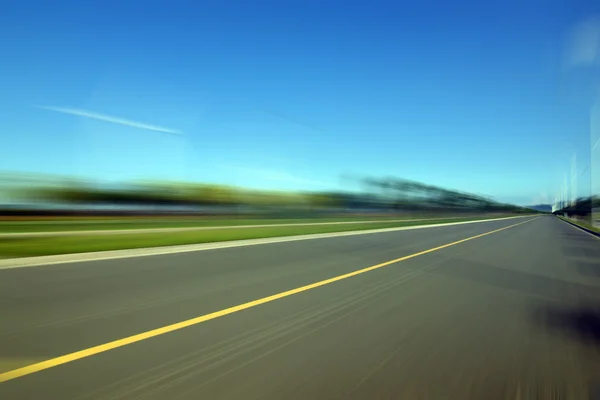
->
xmin=0 ymin=215 xmax=448 ymax=234
xmin=0 ymin=215 xmax=517 ymax=258
xmin=557 ymin=216 xmax=600 ymax=235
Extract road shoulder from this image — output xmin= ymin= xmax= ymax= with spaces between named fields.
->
xmin=0 ymin=215 xmax=533 ymax=269
xmin=557 ymin=216 xmax=600 ymax=239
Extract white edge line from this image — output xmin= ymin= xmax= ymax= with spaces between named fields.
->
xmin=0 ymin=216 xmax=489 ymax=238
xmin=557 ymin=216 xmax=600 ymax=241
xmin=0 ymin=215 xmax=534 ymax=270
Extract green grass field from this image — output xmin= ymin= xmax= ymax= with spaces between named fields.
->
xmin=0 ymin=215 xmax=514 ymax=258
xmin=0 ymin=213 xmax=493 ymax=234
xmin=0 ymin=216 xmax=434 ymax=234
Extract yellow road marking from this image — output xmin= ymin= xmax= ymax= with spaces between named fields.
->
xmin=0 ymin=359 xmax=45 ymax=374
xmin=0 ymin=217 xmax=536 ymax=383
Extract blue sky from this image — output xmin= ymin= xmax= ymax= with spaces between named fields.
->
xmin=1 ymin=0 xmax=599 ymax=205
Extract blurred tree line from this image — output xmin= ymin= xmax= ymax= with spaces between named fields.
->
xmin=553 ymin=196 xmax=600 ymax=217
xmin=0 ymin=172 xmax=534 ymax=214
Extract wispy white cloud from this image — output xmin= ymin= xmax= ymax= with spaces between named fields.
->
xmin=259 ymin=108 xmax=326 ymax=133
xmin=532 ymin=191 xmax=550 ymax=206
xmin=565 ymin=17 xmax=600 ymax=67
xmin=36 ymin=106 xmax=183 ymax=135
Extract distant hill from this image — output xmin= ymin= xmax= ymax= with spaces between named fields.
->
xmin=526 ymin=204 xmax=552 ymax=212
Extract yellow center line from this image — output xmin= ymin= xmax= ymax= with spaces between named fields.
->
xmin=0 ymin=217 xmax=537 ymax=384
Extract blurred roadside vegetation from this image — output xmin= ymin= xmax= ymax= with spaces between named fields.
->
xmin=553 ymin=196 xmax=600 ymax=218
xmin=0 ymin=171 xmax=536 ymax=217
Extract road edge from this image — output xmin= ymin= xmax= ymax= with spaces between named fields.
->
xmin=0 ymin=216 xmax=482 ymax=238
xmin=557 ymin=216 xmax=600 ymax=240
xmin=0 ymin=215 xmax=534 ymax=269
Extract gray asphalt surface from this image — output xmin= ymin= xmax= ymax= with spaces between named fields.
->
xmin=2 ymin=216 xmax=600 ymax=399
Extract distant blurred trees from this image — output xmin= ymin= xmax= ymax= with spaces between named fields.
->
xmin=0 ymin=172 xmax=534 ymax=214
xmin=357 ymin=177 xmax=530 ymax=213
xmin=554 ymin=196 xmax=599 ymax=217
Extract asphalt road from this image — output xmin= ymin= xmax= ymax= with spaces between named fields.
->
xmin=2 ymin=216 xmax=600 ymax=399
